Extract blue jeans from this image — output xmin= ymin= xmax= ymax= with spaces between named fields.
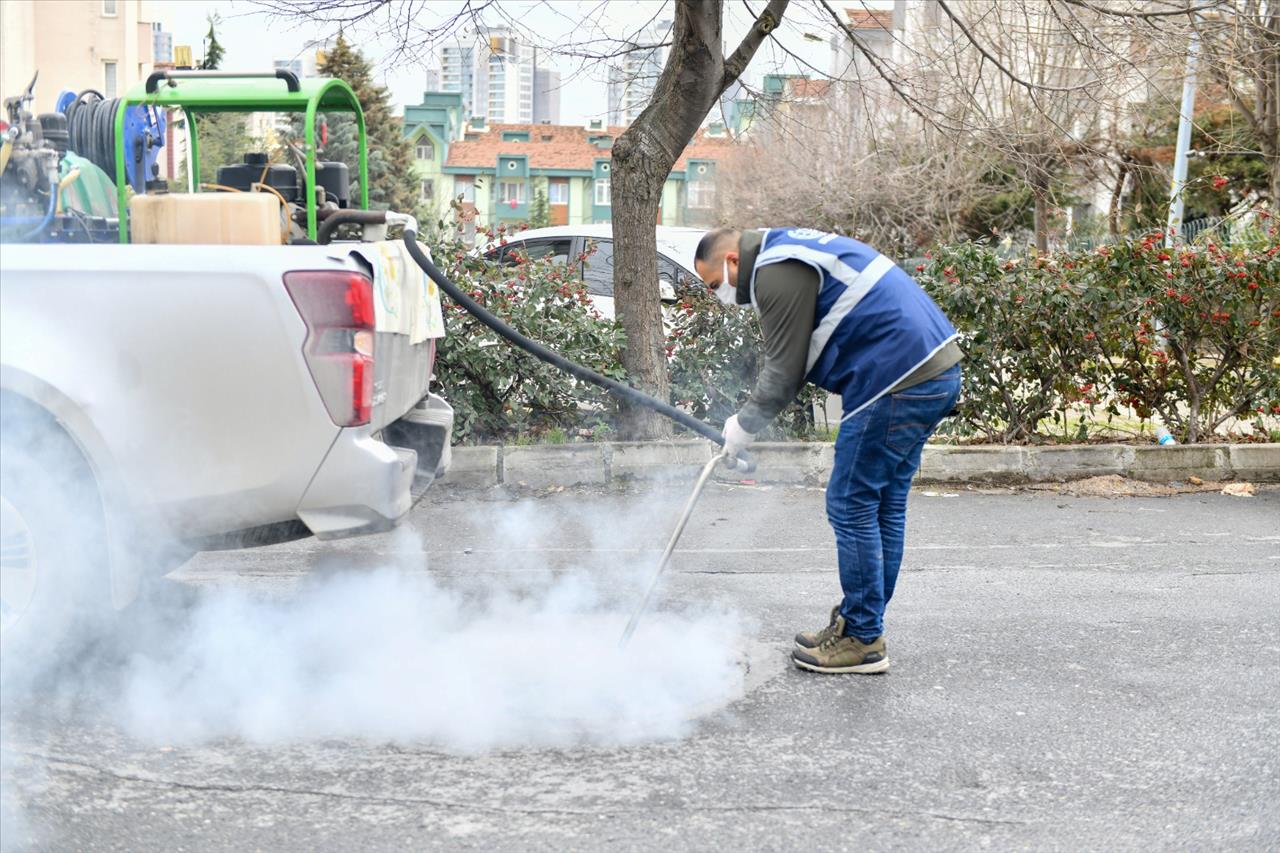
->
xmin=827 ymin=365 xmax=961 ymax=642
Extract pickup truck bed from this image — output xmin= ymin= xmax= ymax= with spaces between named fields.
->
xmin=0 ymin=240 xmax=452 ymax=610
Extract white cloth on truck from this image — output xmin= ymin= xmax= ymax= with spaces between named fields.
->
xmin=348 ymin=241 xmax=445 ymax=343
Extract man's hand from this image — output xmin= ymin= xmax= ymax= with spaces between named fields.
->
xmin=721 ymin=414 xmax=756 ymax=459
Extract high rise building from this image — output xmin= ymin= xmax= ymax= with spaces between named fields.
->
xmin=440 ymin=41 xmax=479 ymax=118
xmin=480 ymin=27 xmax=535 ymax=123
xmin=533 ymin=67 xmax=561 ymax=124
xmin=435 ymin=26 xmax=556 ymax=124
xmin=606 ymin=18 xmax=671 ymax=126
xmin=152 ymin=21 xmax=173 ymax=65
xmin=272 ymin=38 xmax=330 ymax=80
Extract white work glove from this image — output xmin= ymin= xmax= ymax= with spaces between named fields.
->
xmin=721 ymin=414 xmax=756 ymax=459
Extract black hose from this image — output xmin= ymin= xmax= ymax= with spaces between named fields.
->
xmin=402 ymin=228 xmax=755 ymax=472
xmin=317 ymin=209 xmax=388 ymax=244
xmin=64 ymin=91 xmax=120 ymax=181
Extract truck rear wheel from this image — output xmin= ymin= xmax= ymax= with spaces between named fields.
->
xmin=0 ymin=403 xmax=110 ymax=659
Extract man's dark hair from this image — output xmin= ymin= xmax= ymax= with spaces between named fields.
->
xmin=695 ymin=228 xmax=740 ymax=265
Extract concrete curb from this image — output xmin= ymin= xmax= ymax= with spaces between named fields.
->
xmin=438 ymin=442 xmax=1280 ymax=489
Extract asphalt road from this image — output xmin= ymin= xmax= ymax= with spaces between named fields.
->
xmin=2 ymin=482 xmax=1278 ymax=851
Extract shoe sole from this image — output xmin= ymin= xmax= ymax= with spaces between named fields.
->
xmin=791 ymin=654 xmax=890 ymax=674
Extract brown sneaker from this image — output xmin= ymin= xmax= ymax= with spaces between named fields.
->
xmin=794 ymin=604 xmax=843 ymax=649
xmin=791 ymin=616 xmax=889 ymax=674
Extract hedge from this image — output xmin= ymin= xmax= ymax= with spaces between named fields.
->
xmin=427 ymin=217 xmax=1279 ymax=445
xmin=917 ymin=225 xmax=1279 ymax=443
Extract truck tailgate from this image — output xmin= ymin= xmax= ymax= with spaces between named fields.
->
xmin=345 ymin=241 xmax=445 ymax=431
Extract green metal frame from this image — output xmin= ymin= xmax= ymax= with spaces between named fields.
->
xmin=113 ymin=74 xmax=369 ymax=242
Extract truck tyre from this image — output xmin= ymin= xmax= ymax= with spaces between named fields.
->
xmin=0 ymin=402 xmax=111 ymax=662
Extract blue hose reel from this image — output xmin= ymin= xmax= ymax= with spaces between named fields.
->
xmin=56 ymin=89 xmax=166 ymax=192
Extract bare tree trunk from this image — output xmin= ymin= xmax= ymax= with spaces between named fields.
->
xmin=1109 ymin=159 xmax=1129 ymax=236
xmin=1272 ymin=151 xmax=1280 ymax=207
xmin=1033 ymin=191 xmax=1049 ymax=255
xmin=611 ymin=0 xmax=788 ymax=439
xmin=612 ymin=129 xmax=676 ymax=438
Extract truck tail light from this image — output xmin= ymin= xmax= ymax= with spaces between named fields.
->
xmin=284 ymin=271 xmax=375 ymax=427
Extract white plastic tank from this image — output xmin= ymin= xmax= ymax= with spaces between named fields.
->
xmin=129 ymin=192 xmax=285 ymax=245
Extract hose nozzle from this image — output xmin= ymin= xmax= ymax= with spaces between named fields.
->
xmin=720 ymin=450 xmax=757 ymax=474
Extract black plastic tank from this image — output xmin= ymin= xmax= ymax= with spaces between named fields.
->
xmin=217 ymin=152 xmax=298 ymax=202
xmin=38 ymin=113 xmax=69 ymax=155
xmin=314 ymin=161 xmax=350 ymax=208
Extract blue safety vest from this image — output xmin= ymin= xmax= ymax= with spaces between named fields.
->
xmin=749 ymin=228 xmax=958 ymax=419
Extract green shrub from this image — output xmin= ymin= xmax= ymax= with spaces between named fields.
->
xmin=427 ymin=211 xmax=1277 ymax=446
xmin=918 ymin=218 xmax=1280 ymax=443
xmin=429 ymin=223 xmax=627 ymax=444
xmin=426 ymin=211 xmax=824 ymax=444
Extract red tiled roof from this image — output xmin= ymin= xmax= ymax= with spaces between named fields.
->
xmin=443 ymin=123 xmax=734 ymax=172
xmin=844 ymin=8 xmax=892 ymax=30
xmin=788 ymin=78 xmax=833 ymax=99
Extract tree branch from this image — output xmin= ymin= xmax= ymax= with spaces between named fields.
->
xmin=817 ymin=0 xmax=943 ymax=129
xmin=722 ymin=0 xmax=790 ymax=94
xmin=936 ymin=0 xmax=1100 ymax=94
xmin=1056 ymin=0 xmax=1221 ymax=20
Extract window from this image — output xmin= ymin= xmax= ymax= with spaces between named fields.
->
xmin=548 ymin=181 xmax=569 ymax=205
xmin=455 ymin=176 xmax=475 ymax=203
xmin=415 ymin=140 xmax=434 ymax=160
xmin=502 ymin=238 xmax=572 ymax=267
xmin=657 ymin=255 xmax=680 ymax=285
xmin=688 ymin=180 xmax=715 ymax=209
xmin=419 ymin=179 xmax=434 ymax=202
xmin=500 ymin=181 xmax=527 ymax=205
xmin=103 ymin=61 xmax=118 ymax=98
xmin=594 ymin=179 xmax=611 ymax=206
xmin=581 ymin=239 xmax=615 ymax=296
xmin=102 ymin=0 xmax=117 ymax=15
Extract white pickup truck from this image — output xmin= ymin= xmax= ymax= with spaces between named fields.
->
xmin=0 ymin=240 xmax=453 ymax=635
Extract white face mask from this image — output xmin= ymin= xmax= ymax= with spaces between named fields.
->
xmin=713 ymin=258 xmax=737 ymax=306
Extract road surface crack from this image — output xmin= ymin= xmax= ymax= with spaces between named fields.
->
xmin=9 ymin=749 xmax=1027 ymax=825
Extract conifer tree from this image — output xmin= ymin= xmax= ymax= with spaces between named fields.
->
xmin=290 ymin=34 xmax=417 ymax=213
xmin=528 ymin=187 xmax=550 ymax=228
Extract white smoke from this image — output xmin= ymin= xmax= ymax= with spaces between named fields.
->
xmin=2 ymin=405 xmax=753 ymax=853
xmin=116 ymin=552 xmax=746 ymax=749
xmin=3 ymin=499 xmax=749 ymax=753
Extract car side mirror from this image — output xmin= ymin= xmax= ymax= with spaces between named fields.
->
xmin=659 ymin=279 xmax=676 ymax=301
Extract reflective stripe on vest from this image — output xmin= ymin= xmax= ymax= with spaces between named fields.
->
xmin=753 ymin=243 xmax=896 ymax=374
xmin=749 ymin=229 xmax=958 ymax=418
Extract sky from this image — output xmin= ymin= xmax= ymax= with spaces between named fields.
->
xmin=162 ymin=0 xmax=894 ymax=123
